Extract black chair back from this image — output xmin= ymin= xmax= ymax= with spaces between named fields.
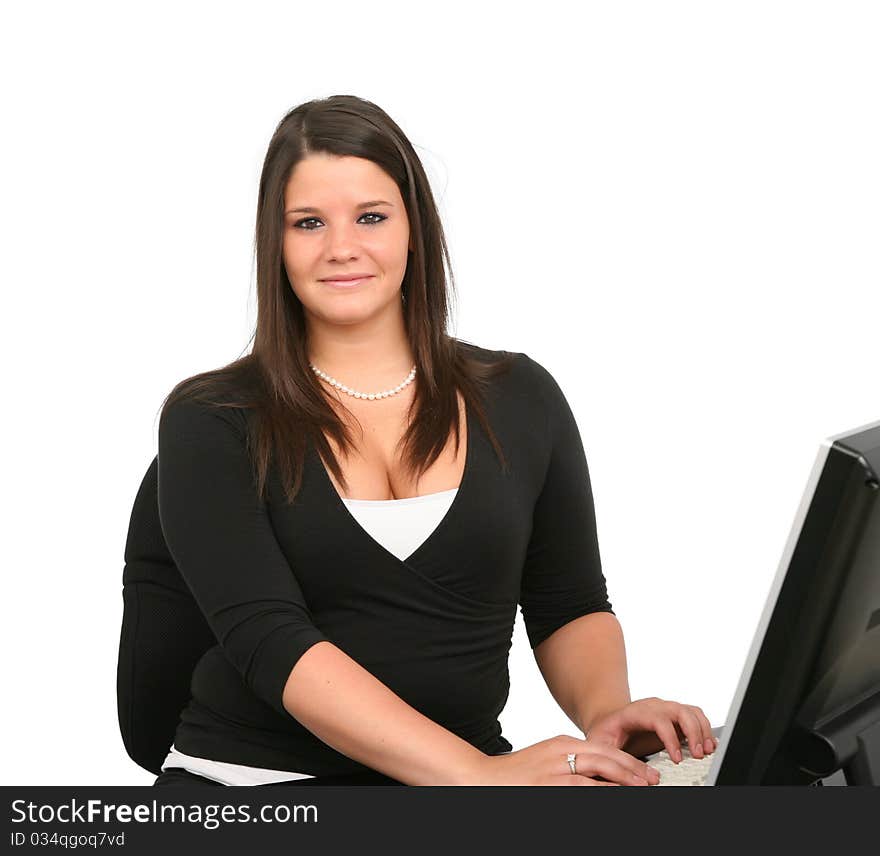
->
xmin=117 ymin=456 xmax=216 ymax=776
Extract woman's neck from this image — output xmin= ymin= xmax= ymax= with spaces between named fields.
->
xmin=306 ymin=321 xmax=415 ymax=391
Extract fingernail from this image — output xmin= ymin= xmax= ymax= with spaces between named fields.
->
xmin=704 ymin=738 xmax=714 ymax=753
xmin=694 ymin=742 xmax=703 ymax=757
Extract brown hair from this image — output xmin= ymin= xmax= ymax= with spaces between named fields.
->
xmin=158 ymin=94 xmax=517 ymax=504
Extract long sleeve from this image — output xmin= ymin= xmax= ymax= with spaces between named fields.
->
xmin=518 ymin=355 xmax=614 ymax=649
xmin=157 ymin=397 xmax=330 ymax=718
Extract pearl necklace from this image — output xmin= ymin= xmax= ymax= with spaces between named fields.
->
xmin=309 ymin=362 xmax=417 ymax=400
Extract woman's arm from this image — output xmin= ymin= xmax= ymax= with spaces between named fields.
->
xmin=533 ymin=611 xmax=631 ymax=737
xmin=517 ymin=355 xmax=625 ymax=734
xmin=282 ymin=642 xmax=486 ymax=785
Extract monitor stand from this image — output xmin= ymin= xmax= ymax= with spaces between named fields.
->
xmin=798 ymin=689 xmax=880 ymax=786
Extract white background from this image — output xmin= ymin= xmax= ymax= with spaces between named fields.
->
xmin=2 ymin=1 xmax=877 ymax=785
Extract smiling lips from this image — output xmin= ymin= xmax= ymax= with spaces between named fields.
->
xmin=319 ymin=274 xmax=375 ymax=288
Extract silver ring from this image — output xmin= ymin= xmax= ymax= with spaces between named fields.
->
xmin=567 ymin=752 xmax=577 ymax=775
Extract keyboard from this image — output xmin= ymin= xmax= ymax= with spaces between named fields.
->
xmin=643 ymin=742 xmax=717 ymax=786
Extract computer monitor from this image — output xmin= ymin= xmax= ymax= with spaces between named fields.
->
xmin=705 ymin=417 xmax=880 ymax=785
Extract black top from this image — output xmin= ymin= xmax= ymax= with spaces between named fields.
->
xmin=156 ymin=346 xmax=614 ymax=776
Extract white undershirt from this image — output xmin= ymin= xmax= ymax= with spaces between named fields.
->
xmin=161 ymin=488 xmax=459 ymax=785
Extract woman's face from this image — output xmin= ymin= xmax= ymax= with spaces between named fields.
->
xmin=282 ymin=153 xmax=412 ymax=330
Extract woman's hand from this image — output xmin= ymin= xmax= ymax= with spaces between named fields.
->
xmin=463 ymin=735 xmax=662 ymax=786
xmin=586 ymin=697 xmax=718 ymax=763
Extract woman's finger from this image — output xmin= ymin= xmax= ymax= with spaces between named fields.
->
xmin=689 ymin=706 xmax=717 ymax=755
xmin=568 ymin=738 xmax=660 ymax=783
xmin=680 ymin=705 xmax=714 ymax=757
xmin=577 ymin=752 xmax=654 ymax=786
xmin=560 ymin=775 xmax=620 ymax=787
xmin=652 ymin=714 xmax=684 ymax=763
xmin=678 ymin=706 xmax=708 ymax=758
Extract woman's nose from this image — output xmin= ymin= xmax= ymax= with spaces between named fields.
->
xmin=325 ymin=224 xmax=361 ymax=258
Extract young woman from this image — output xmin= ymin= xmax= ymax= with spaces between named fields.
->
xmin=140 ymin=94 xmax=716 ymax=786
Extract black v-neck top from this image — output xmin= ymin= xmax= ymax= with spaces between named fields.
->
xmin=156 ymin=346 xmax=614 ymax=776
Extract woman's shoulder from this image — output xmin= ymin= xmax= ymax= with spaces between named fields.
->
xmin=454 ymin=338 xmax=560 ymax=396
xmin=453 ymin=337 xmax=529 ymax=374
xmin=159 ymin=372 xmax=256 ymax=442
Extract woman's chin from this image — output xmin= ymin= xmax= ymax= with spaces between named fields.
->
xmin=315 ymin=298 xmax=402 ymax=326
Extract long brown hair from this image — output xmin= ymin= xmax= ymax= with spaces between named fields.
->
xmin=159 ymin=94 xmax=517 ymax=505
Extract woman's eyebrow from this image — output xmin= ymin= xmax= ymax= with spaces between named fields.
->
xmin=285 ymin=200 xmax=394 ymax=215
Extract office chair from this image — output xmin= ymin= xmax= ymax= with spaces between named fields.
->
xmin=117 ymin=456 xmax=216 ymax=777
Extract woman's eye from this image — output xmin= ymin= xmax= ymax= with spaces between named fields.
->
xmin=292 ymin=212 xmax=387 ymax=230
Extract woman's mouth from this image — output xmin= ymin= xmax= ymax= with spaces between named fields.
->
xmin=319 ymin=276 xmax=374 ymax=289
